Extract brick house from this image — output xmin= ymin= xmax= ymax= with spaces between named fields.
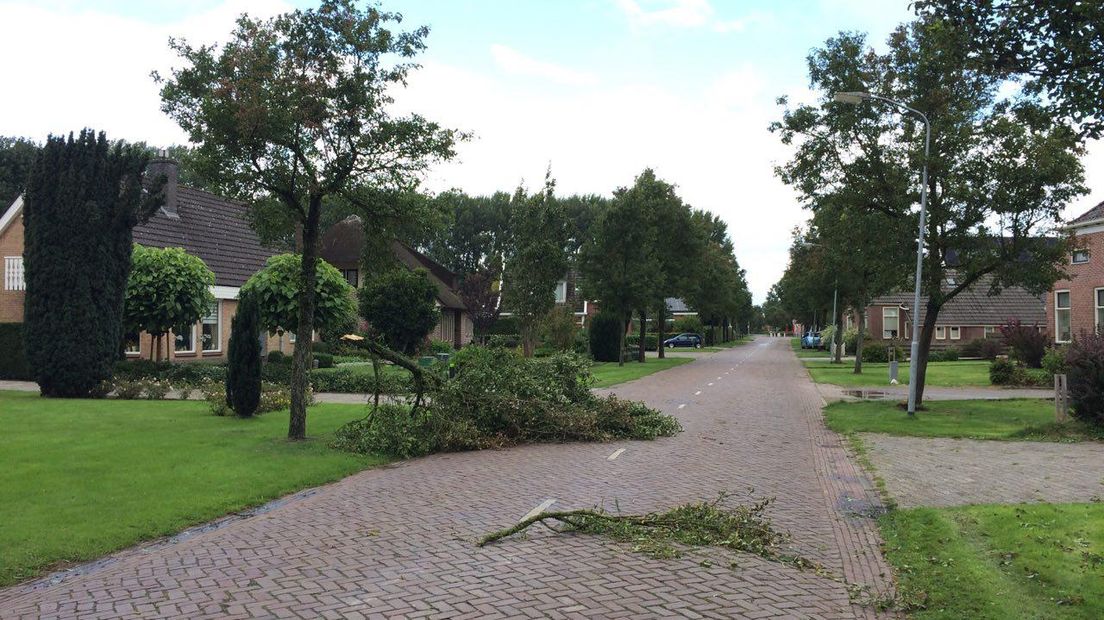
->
xmin=1046 ymin=199 xmax=1104 ymax=343
xmin=860 ymin=274 xmax=1045 ymax=350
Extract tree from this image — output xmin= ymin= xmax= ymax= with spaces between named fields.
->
xmin=0 ymin=136 xmax=39 ymax=216
xmin=23 ymin=130 xmax=159 ymax=397
xmin=359 ymin=268 xmax=440 ymax=355
xmin=684 ymin=211 xmax=751 ymax=346
xmin=124 ymin=245 xmax=215 ymax=360
xmin=773 ymin=20 xmax=1086 ymax=406
xmin=915 ymin=0 xmax=1104 ymax=140
xmin=226 ymin=292 xmax=262 ymax=417
xmin=240 ymin=254 xmax=356 ymax=342
xmin=503 ymin=175 xmax=570 ymax=357
xmin=157 ymin=0 xmax=462 ymax=439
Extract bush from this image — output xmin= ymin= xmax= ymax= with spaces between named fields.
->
xmin=113 ymin=360 xmax=226 ymax=386
xmin=359 ymin=268 xmax=440 ymax=355
xmin=142 ymin=379 xmax=171 ymax=400
xmin=227 ymin=295 xmax=262 ymax=417
xmin=111 ymin=379 xmax=146 ymax=399
xmin=989 ymin=358 xmax=1018 ymax=385
xmin=486 ymin=334 xmax=520 ymax=349
xmin=541 ymin=306 xmax=578 ymax=351
xmin=1042 ymin=346 xmax=1068 ymax=376
xmin=937 ymin=347 xmax=959 ymax=362
xmin=0 ymin=323 xmax=32 ymax=380
xmin=308 ymin=366 xmax=410 ymax=394
xmin=199 ymin=379 xmax=231 ymax=416
xmin=989 ymin=358 xmax=1050 ymax=387
xmin=428 ymin=339 xmax=454 ymax=355
xmin=257 ymin=381 xmax=306 ymax=413
xmin=842 ymin=327 xmax=873 ymax=350
xmin=1000 ymin=320 xmax=1047 ymax=368
xmin=672 ymin=316 xmax=704 ymax=336
xmin=482 ymin=315 xmax=519 ymax=336
xmin=313 ymin=352 xmax=335 ymax=369
xmin=267 ymin=350 xmax=289 ymax=364
xmin=589 ymin=312 xmax=622 ymax=362
xmin=626 ymin=334 xmax=659 ymax=351
xmin=961 ymin=338 xmax=1002 ymax=360
xmin=862 ymin=342 xmax=905 ymax=363
xmin=1066 ymin=333 xmax=1104 ymax=427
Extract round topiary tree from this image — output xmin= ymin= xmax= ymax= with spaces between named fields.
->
xmin=226 ymin=292 xmax=262 ymax=417
xmin=588 ymin=312 xmax=622 ymax=362
xmin=240 ymin=254 xmax=357 ymax=341
xmin=359 ymin=268 xmax=440 ymax=355
xmin=124 ymin=245 xmax=215 ymax=360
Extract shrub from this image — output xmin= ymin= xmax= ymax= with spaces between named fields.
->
xmin=672 ymin=316 xmax=704 ymax=336
xmin=142 ymin=379 xmax=171 ymax=400
xmin=625 ymin=334 xmax=659 ymax=351
xmin=541 ymin=306 xmax=578 ymax=351
xmin=989 ymin=358 xmax=1019 ymax=385
xmin=961 ymin=338 xmax=1002 ymax=360
xmin=227 ymin=294 xmax=262 ymax=417
xmin=862 ymin=342 xmax=905 ymax=363
xmin=359 ymin=268 xmax=440 ymax=355
xmin=199 ymin=379 xmax=231 ymax=416
xmin=941 ymin=347 xmax=959 ymax=362
xmin=1000 ymin=320 xmax=1047 ymax=368
xmin=1042 ymin=346 xmax=1068 ymax=376
xmin=487 ymin=334 xmax=520 ymax=349
xmin=267 ymin=351 xmax=288 ymax=364
xmin=588 ymin=312 xmax=622 ymax=362
xmin=113 ymin=360 xmax=226 ymax=386
xmin=428 ymin=339 xmax=454 ymax=355
xmin=842 ymin=327 xmax=873 ymax=350
xmin=0 ymin=323 xmax=32 ymax=380
xmin=483 ymin=315 xmax=520 ymax=336
xmin=308 ymin=366 xmax=410 ymax=393
xmin=257 ymin=381 xmax=307 ymax=413
xmin=313 ymin=352 xmax=335 ymax=369
xmin=111 ymin=379 xmax=146 ymax=399
xmin=1066 ymin=333 xmax=1104 ymax=427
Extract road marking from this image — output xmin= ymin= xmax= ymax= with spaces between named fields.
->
xmin=717 ymin=376 xmax=722 ymax=380
xmin=707 ymin=382 xmax=714 ymax=386
xmin=607 ymin=448 xmax=626 ymax=461
xmin=694 ymin=390 xmax=702 ymax=396
xmin=678 ymin=403 xmax=686 ymax=409
xmin=521 ymin=499 xmax=556 ymax=522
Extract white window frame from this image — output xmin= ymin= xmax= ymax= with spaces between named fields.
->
xmin=882 ymin=307 xmax=899 ymax=339
xmin=1055 ymin=290 xmax=1072 ymax=344
xmin=124 ymin=332 xmax=141 ymax=357
xmin=1096 ymin=288 xmax=1104 ymax=334
xmin=949 ymin=326 xmax=961 ymax=340
xmin=3 ymin=256 xmax=24 ymax=291
xmin=984 ymin=325 xmax=996 ymax=338
xmin=201 ymin=300 xmax=222 ymax=353
xmin=936 ymin=326 xmax=945 ymax=340
xmin=554 ymin=280 xmax=567 ymax=304
xmin=174 ymin=324 xmax=196 ymax=354
xmin=1072 ymin=249 xmax=1090 ymax=264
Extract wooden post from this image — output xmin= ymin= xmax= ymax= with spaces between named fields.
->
xmin=1055 ymin=374 xmax=1069 ymax=422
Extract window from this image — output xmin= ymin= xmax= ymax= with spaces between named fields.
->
xmin=201 ymin=301 xmax=221 ymax=352
xmin=904 ymin=322 xmax=911 ymax=339
xmin=1072 ymin=249 xmax=1090 ymax=264
xmin=944 ymin=276 xmax=957 ymax=286
xmin=175 ymin=324 xmax=195 ymax=353
xmin=3 ymin=256 xmax=23 ymax=291
xmin=554 ymin=280 xmax=567 ymax=304
xmin=288 ymin=330 xmax=296 ymax=344
xmin=124 ymin=332 xmax=140 ymax=356
xmin=984 ymin=325 xmax=996 ymax=338
xmin=949 ymin=326 xmax=961 ymax=340
xmin=936 ymin=326 xmax=945 ymax=340
xmin=1096 ymin=289 xmax=1104 ymax=333
xmin=882 ymin=307 xmax=899 ymax=339
xmin=1055 ymin=290 xmax=1072 ymax=343
xmin=340 ymin=268 xmax=359 ymax=287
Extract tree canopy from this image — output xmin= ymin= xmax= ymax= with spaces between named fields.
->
xmin=124 ymin=245 xmax=215 ymax=360
xmin=240 ymin=254 xmax=356 ymax=338
xmin=359 ymin=267 xmax=441 ymax=355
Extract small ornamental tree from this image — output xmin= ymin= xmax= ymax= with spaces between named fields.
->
xmin=359 ymin=268 xmax=440 ymax=355
xmin=23 ymin=130 xmax=160 ymax=397
xmin=999 ymin=320 xmax=1048 ymax=369
xmin=226 ymin=292 xmax=262 ymax=417
xmin=124 ymin=245 xmax=215 ymax=360
xmin=1066 ymin=332 xmax=1104 ymax=428
xmin=240 ymin=254 xmax=356 ymax=343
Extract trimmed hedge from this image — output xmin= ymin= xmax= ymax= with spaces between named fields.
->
xmin=0 ymin=323 xmax=33 ymax=380
xmin=626 ymin=334 xmax=658 ymax=351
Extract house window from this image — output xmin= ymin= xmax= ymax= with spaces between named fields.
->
xmin=175 ymin=324 xmax=196 ymax=353
xmin=949 ymin=326 xmax=961 ymax=340
xmin=984 ymin=325 xmax=996 ymax=338
xmin=904 ymin=321 xmax=911 ymax=339
xmin=201 ymin=301 xmax=221 ymax=352
xmin=3 ymin=256 xmax=24 ymax=291
xmin=1055 ymin=290 xmax=1072 ymax=343
xmin=124 ymin=332 xmax=141 ymax=356
xmin=554 ymin=280 xmax=567 ymax=304
xmin=936 ymin=326 xmax=945 ymax=340
xmin=1072 ymin=249 xmax=1090 ymax=264
xmin=288 ymin=330 xmax=296 ymax=344
xmin=1096 ymin=289 xmax=1104 ymax=333
xmin=882 ymin=307 xmax=899 ymax=339
xmin=341 ymin=269 xmax=359 ymax=287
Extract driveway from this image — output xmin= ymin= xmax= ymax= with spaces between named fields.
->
xmin=0 ymin=337 xmax=891 ymax=619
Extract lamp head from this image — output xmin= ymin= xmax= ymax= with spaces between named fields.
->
xmin=832 ymin=91 xmax=869 ymax=105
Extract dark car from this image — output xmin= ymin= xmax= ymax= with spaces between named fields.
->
xmin=664 ymin=333 xmax=703 ymax=348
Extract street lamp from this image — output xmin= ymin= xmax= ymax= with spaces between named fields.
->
xmin=832 ymin=90 xmax=930 ymax=416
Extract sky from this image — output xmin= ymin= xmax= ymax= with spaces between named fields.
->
xmin=1 ymin=0 xmax=1100 ymax=303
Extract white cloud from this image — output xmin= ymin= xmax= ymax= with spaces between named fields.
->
xmin=614 ymin=0 xmax=747 ymax=32
xmin=489 ymin=44 xmax=599 ymax=87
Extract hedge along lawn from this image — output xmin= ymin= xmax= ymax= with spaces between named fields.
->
xmin=0 ymin=390 xmax=387 ymax=587
xmin=804 ymin=359 xmax=991 ymax=387
xmin=591 ymin=357 xmax=693 ymax=388
xmin=821 ymin=398 xmax=1102 ymax=440
xmin=881 ymin=503 xmax=1104 ymax=618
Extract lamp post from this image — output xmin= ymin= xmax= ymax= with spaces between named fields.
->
xmin=832 ymin=91 xmax=930 ymax=416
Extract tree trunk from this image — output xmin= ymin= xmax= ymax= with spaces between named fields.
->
xmin=618 ymin=314 xmax=628 ymax=366
xmin=657 ymin=304 xmax=666 ymax=359
xmin=833 ymin=312 xmax=843 ymax=364
xmin=521 ymin=321 xmax=536 ymax=358
xmin=288 ymin=194 xmax=322 ymax=441
xmin=638 ymin=309 xmax=647 ymax=363
xmin=853 ymin=309 xmax=865 ymax=374
xmin=912 ymin=300 xmax=941 ymax=408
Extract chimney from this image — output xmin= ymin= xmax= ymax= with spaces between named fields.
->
xmin=146 ymin=149 xmax=179 ymax=218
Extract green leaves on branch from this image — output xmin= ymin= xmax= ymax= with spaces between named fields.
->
xmin=358 ymin=268 xmax=440 ymax=355
xmin=240 ymin=254 xmax=356 ymax=337
xmin=124 ymin=245 xmax=214 ymax=341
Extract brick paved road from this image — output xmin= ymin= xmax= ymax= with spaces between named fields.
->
xmin=863 ymin=434 xmax=1104 ymax=508
xmin=0 ymin=337 xmax=892 ymax=619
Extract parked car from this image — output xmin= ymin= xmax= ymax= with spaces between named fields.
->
xmin=664 ymin=333 xmax=703 ymax=348
xmin=801 ymin=331 xmax=822 ymax=349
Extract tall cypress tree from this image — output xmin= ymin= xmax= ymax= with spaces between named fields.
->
xmin=23 ymin=130 xmax=158 ymax=397
xmin=226 ymin=292 xmax=262 ymax=417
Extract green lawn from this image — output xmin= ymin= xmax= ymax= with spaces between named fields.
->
xmin=881 ymin=504 xmax=1104 ymax=618
xmin=825 ymin=399 xmax=1101 ymax=441
xmin=790 ymin=337 xmax=828 ymax=358
xmin=591 ymin=357 xmax=693 ymax=388
xmin=804 ymin=359 xmax=991 ymax=387
xmin=0 ymin=391 xmax=386 ymax=587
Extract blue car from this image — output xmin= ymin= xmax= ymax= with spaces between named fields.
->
xmin=801 ymin=331 xmax=822 ymax=349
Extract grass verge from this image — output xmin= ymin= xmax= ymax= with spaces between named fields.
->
xmin=825 ymin=399 xmax=1101 ymax=441
xmin=805 ymin=359 xmax=991 ymax=387
xmin=791 ymin=337 xmax=828 ymax=358
xmin=0 ymin=391 xmax=387 ymax=586
xmin=591 ymin=356 xmax=693 ymax=388
xmin=881 ymin=503 xmax=1104 ymax=618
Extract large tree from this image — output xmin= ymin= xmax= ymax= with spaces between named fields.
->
xmin=0 ymin=136 xmax=39 ymax=216
xmin=773 ymin=21 xmax=1087 ymax=406
xmin=123 ymin=245 xmax=215 ymax=360
xmin=157 ymin=0 xmax=461 ymax=439
xmin=23 ymin=130 xmax=159 ymax=397
xmin=684 ymin=210 xmax=751 ymax=345
xmin=915 ymin=0 xmax=1104 ymax=140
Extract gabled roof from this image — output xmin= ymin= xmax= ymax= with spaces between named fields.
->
xmin=870 ymin=274 xmax=1045 ymax=326
xmin=665 ymin=297 xmax=694 ymax=313
xmin=1069 ymin=199 xmax=1104 ymax=227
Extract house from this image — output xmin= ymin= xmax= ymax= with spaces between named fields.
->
xmin=1046 ymin=199 xmax=1104 ymax=343
xmin=861 ymin=274 xmax=1045 ymax=350
xmin=0 ymin=156 xmax=294 ymax=362
xmin=318 ymin=216 xmax=474 ymax=347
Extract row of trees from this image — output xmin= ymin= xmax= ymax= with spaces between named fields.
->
xmin=767 ymin=3 xmax=1099 ymax=406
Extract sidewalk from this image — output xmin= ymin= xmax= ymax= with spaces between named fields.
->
xmin=817 ymin=382 xmax=1053 ymax=403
